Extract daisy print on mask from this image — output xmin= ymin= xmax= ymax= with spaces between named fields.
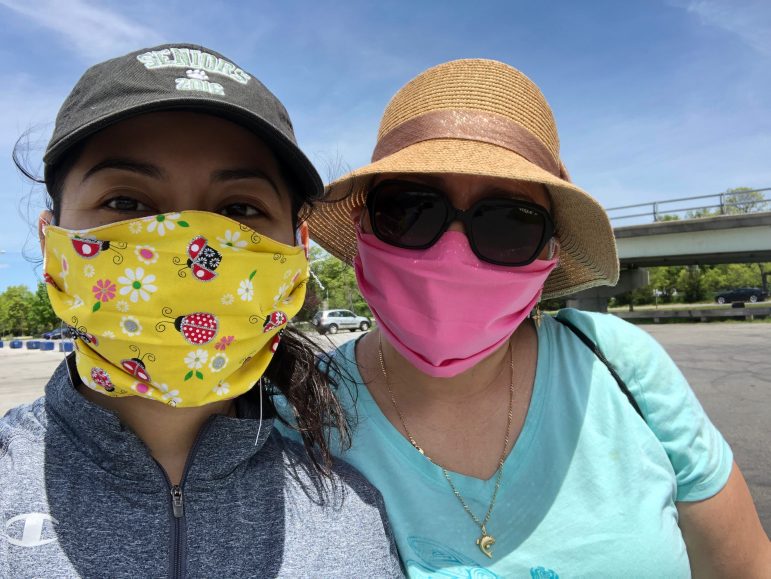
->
xmin=217 ymin=229 xmax=247 ymax=251
xmin=118 ymin=267 xmax=158 ymax=303
xmin=144 ymin=213 xmax=189 ymax=236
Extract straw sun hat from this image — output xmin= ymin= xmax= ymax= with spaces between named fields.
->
xmin=308 ymin=59 xmax=619 ymax=299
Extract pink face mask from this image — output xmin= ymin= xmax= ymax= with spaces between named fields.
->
xmin=354 ymin=228 xmax=558 ymax=378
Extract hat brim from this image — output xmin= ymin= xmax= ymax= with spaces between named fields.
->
xmin=307 ymin=139 xmax=619 ymax=299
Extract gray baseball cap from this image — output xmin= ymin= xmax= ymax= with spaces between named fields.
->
xmin=44 ymin=43 xmax=323 ymax=201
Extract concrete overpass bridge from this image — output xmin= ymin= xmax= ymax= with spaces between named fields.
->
xmin=615 ymin=211 xmax=771 ymax=267
xmin=567 ymin=188 xmax=771 ymax=310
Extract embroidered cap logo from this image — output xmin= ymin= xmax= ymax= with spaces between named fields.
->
xmin=136 ymin=47 xmax=252 ymax=96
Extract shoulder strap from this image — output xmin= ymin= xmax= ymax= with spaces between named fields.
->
xmin=553 ymin=316 xmax=645 ymax=422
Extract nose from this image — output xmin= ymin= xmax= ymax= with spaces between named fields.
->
xmin=447 ymin=220 xmax=465 ymax=233
xmin=446 ymin=206 xmax=468 ymax=234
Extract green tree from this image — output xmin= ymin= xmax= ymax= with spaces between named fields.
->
xmin=309 ymin=246 xmax=372 ymax=317
xmin=701 ymin=263 xmax=771 ymax=294
xmin=722 ymin=187 xmax=769 ymax=214
xmin=29 ymin=282 xmax=59 ymax=334
xmin=648 ymin=266 xmax=682 ymax=303
xmin=677 ymin=266 xmax=708 ymax=303
xmin=687 ymin=186 xmax=768 ymax=218
xmin=0 ymin=285 xmax=35 ymax=336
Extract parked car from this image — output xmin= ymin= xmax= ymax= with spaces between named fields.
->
xmin=312 ymin=310 xmax=371 ymax=334
xmin=714 ymin=287 xmax=768 ymax=304
xmin=42 ymin=327 xmax=71 ymax=340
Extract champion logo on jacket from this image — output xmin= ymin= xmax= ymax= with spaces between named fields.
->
xmin=4 ymin=513 xmax=58 ymax=547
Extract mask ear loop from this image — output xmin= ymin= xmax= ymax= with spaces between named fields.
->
xmin=254 ymin=377 xmax=265 ymax=446
xmin=40 ymin=216 xmax=70 ymax=348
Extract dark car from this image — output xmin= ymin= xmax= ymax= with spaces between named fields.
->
xmin=42 ymin=327 xmax=72 ymax=340
xmin=714 ymin=287 xmax=768 ymax=304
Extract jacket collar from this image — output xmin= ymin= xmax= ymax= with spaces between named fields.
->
xmin=44 ymin=355 xmax=274 ymax=483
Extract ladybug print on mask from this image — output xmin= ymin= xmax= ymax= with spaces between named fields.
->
xmin=69 ymin=316 xmax=99 ymax=346
xmin=157 ymin=308 xmax=219 ymax=345
xmin=176 ymin=236 xmax=222 ymax=281
xmin=91 ymin=367 xmax=115 ymax=392
xmin=262 ymin=311 xmax=288 ymax=333
xmin=71 ymin=236 xmax=127 ymax=264
xmin=120 ymin=346 xmax=155 ymax=382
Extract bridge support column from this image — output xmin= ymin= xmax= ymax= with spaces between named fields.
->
xmin=565 ymin=293 xmax=610 ymax=313
xmin=565 ymin=268 xmax=649 ymax=313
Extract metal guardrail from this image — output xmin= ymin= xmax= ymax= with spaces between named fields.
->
xmin=614 ymin=307 xmax=770 ymax=322
xmin=606 ymin=188 xmax=771 ymax=223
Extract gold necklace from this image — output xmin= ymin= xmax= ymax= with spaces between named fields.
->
xmin=377 ymin=335 xmax=515 ymax=559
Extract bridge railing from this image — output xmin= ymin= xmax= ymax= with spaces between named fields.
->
xmin=606 ymin=187 xmax=771 ymax=224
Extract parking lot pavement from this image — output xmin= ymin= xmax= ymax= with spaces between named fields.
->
xmin=0 ymin=347 xmax=68 ymax=415
xmin=2 ymin=323 xmax=768 ymax=533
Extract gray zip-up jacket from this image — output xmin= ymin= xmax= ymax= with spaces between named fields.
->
xmin=0 ymin=357 xmax=403 ymax=578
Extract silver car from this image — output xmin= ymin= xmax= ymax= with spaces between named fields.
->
xmin=312 ymin=309 xmax=371 ymax=334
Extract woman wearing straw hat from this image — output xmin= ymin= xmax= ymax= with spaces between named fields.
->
xmin=279 ymin=59 xmax=769 ymax=576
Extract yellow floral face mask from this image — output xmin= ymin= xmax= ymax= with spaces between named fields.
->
xmin=43 ymin=211 xmax=308 ymax=408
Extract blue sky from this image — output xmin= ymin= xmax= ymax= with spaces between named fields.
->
xmin=1 ymin=0 xmax=769 ymax=290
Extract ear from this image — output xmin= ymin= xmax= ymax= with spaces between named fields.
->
xmin=297 ymin=221 xmax=310 ymax=259
xmin=38 ymin=210 xmax=53 ymax=255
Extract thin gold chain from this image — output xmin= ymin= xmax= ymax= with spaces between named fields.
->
xmin=377 ymin=335 xmax=515 ymax=535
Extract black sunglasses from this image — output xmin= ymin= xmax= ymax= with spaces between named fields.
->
xmin=365 ymin=180 xmax=555 ymax=266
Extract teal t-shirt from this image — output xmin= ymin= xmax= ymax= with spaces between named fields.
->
xmin=275 ymin=310 xmax=733 ymax=577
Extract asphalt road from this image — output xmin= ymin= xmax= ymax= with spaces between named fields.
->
xmin=1 ymin=323 xmax=769 ymax=533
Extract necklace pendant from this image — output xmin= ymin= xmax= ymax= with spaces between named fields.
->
xmin=476 ymin=530 xmax=495 ymax=559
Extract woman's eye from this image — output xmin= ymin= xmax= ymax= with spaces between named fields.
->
xmin=219 ymin=203 xmax=264 ymax=218
xmin=104 ymin=197 xmax=152 ymax=212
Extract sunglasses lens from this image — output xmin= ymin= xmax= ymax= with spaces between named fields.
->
xmin=371 ymin=186 xmax=447 ymax=247
xmin=471 ymin=201 xmax=547 ymax=265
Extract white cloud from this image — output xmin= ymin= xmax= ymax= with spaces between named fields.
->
xmin=0 ymin=0 xmax=163 ymax=60
xmin=677 ymin=0 xmax=771 ymax=56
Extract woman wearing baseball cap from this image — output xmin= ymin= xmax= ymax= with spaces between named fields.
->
xmin=283 ymin=59 xmax=769 ymax=576
xmin=1 ymin=44 xmax=401 ymax=577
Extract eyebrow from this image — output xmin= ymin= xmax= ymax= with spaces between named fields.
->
xmin=211 ymin=167 xmax=281 ymax=201
xmin=82 ymin=158 xmax=166 ymax=183
xmin=211 ymin=168 xmax=277 ymax=187
xmin=211 ymin=168 xmax=282 ymax=202
xmin=81 ymin=161 xmax=283 ymax=200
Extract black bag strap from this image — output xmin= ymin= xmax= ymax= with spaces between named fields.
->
xmin=553 ymin=315 xmax=645 ymax=422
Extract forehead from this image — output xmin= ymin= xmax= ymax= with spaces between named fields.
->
xmin=373 ymin=172 xmax=552 ymax=209
xmin=74 ymin=111 xmax=279 ymax=167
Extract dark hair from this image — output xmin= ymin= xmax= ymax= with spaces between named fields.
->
xmin=13 ymin=134 xmax=352 ymax=478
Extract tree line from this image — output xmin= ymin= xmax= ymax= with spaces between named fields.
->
xmin=0 ymin=283 xmax=59 ymax=337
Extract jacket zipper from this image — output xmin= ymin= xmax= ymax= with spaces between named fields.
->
xmin=157 ymin=417 xmax=215 ymax=579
